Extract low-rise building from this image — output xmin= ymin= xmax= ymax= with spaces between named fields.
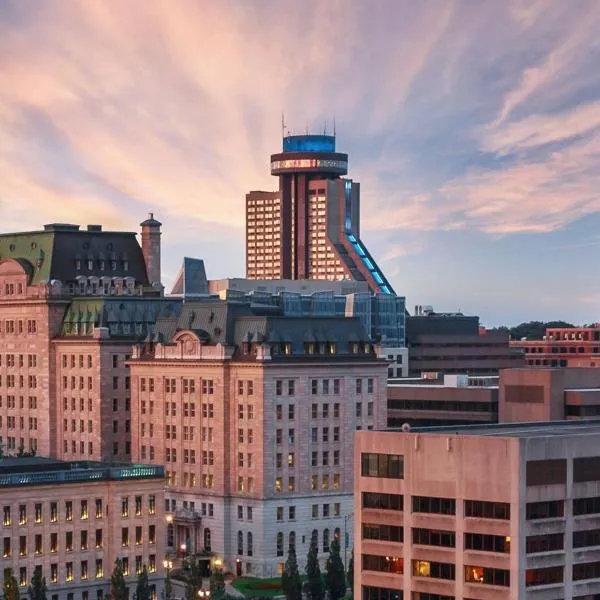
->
xmin=407 ymin=306 xmax=524 ymax=376
xmin=511 ymin=325 xmax=600 ymax=368
xmin=0 ymin=457 xmax=165 ymax=600
xmin=355 ymin=420 xmax=600 ymax=599
xmin=387 ymin=374 xmax=498 ymax=428
xmin=499 ymin=367 xmax=600 ymax=422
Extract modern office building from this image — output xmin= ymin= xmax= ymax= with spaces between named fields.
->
xmin=499 ymin=367 xmax=600 ymax=422
xmin=407 ymin=306 xmax=524 ymax=376
xmin=386 ymin=367 xmax=600 ymax=429
xmin=512 ymin=324 xmax=600 ymax=368
xmin=171 ymin=259 xmax=408 ymax=372
xmin=355 ymin=420 xmax=600 ymax=599
xmin=387 ymin=374 xmax=498 ymax=428
xmin=246 ymin=134 xmax=395 ymax=295
xmin=0 ymin=216 xmax=179 ymax=461
xmin=0 ymin=457 xmax=165 ymax=600
xmin=129 ymin=299 xmax=388 ymax=576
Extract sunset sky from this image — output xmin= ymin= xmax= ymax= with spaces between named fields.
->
xmin=1 ymin=0 xmax=600 ymax=326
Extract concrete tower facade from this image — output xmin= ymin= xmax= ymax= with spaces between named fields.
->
xmin=246 ymin=135 xmax=394 ymax=295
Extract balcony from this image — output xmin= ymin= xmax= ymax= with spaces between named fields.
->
xmin=173 ymin=508 xmax=202 ymax=523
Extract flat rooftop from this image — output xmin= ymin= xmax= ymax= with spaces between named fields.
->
xmin=0 ymin=457 xmax=164 ymax=488
xmin=398 ymin=419 xmax=600 ymax=439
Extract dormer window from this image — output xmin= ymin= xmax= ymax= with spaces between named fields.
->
xmin=123 ymin=261 xmax=129 ymax=271
xmin=111 ymin=261 xmax=117 ymax=271
xmin=351 ymin=343 xmax=359 ymax=354
xmin=87 ymin=260 xmax=93 ymax=271
xmin=305 ymin=343 xmax=315 ymax=355
xmin=327 ymin=343 xmax=336 ymax=355
xmin=99 ymin=261 xmax=105 ymax=271
xmin=75 ymin=260 xmax=81 ymax=271
xmin=283 ymin=343 xmax=292 ymax=356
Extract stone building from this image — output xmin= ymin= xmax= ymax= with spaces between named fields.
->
xmin=0 ymin=217 xmax=179 ymax=461
xmin=129 ymin=298 xmax=388 ymax=576
xmin=0 ymin=457 xmax=165 ymax=600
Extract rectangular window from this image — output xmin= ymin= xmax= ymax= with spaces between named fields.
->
xmin=464 ymin=532 xmax=509 ymax=553
xmin=526 ymin=500 xmax=564 ymax=520
xmin=526 ymin=459 xmax=567 ymax=486
xmin=364 ymin=524 xmax=403 ymax=542
xmin=361 ymin=453 xmax=404 ymax=478
xmin=412 ymin=496 xmax=456 ymax=515
xmin=464 ymin=500 xmax=510 ymax=520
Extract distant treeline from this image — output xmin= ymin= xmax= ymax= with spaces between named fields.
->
xmin=490 ymin=320 xmax=576 ymax=340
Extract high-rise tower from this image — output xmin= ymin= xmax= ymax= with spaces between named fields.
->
xmin=246 ymin=134 xmax=395 ymax=294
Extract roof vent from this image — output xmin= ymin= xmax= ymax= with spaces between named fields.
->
xmin=43 ymin=224 xmax=80 ymax=232
xmin=87 ymin=225 xmax=102 ymax=232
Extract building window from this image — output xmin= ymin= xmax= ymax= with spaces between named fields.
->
xmin=465 ymin=566 xmax=510 ymax=586
xmin=362 ymin=555 xmax=403 ymax=574
xmin=413 ymin=560 xmax=455 ymax=580
xmin=363 ymin=524 xmax=403 ymax=543
xmin=276 ymin=532 xmax=284 ymax=557
xmin=464 ymin=500 xmax=510 ymax=520
xmin=412 ymin=496 xmax=456 ymax=515
xmin=526 ymin=500 xmax=564 ymax=520
xmin=361 ymin=453 xmax=404 ymax=478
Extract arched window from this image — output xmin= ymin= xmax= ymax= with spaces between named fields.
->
xmin=311 ymin=529 xmax=318 ymax=546
xmin=276 ymin=532 xmax=284 ymax=557
xmin=247 ymin=532 xmax=253 ymax=557
xmin=237 ymin=531 xmax=244 ymax=555
xmin=204 ymin=528 xmax=211 ymax=552
xmin=289 ymin=531 xmax=296 ymax=552
xmin=323 ymin=528 xmax=330 ymax=553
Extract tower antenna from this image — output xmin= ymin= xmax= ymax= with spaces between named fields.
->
xmin=333 ymin=117 xmax=336 ymax=137
xmin=324 ymin=120 xmax=327 ymax=135
xmin=281 ymin=113 xmax=285 ymax=138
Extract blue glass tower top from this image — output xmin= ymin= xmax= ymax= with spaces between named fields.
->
xmin=282 ymin=135 xmax=336 ymax=153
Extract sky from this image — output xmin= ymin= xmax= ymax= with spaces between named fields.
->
xmin=1 ymin=0 xmax=600 ymax=326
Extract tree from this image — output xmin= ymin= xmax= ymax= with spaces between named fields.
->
xmin=3 ymin=569 xmax=19 ymax=600
xmin=304 ymin=538 xmax=324 ymax=600
xmin=163 ymin=568 xmax=173 ymax=600
xmin=109 ymin=559 xmax=128 ymax=600
xmin=185 ymin=557 xmax=204 ymax=600
xmin=347 ymin=549 xmax=354 ymax=594
xmin=28 ymin=566 xmax=48 ymax=600
xmin=135 ymin=566 xmax=151 ymax=600
xmin=325 ymin=539 xmax=346 ymax=600
xmin=281 ymin=545 xmax=302 ymax=600
xmin=209 ymin=567 xmax=225 ymax=600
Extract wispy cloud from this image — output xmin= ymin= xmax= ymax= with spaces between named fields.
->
xmin=2 ymin=0 xmax=600 ymax=321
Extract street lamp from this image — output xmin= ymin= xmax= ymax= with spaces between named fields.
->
xmin=343 ymin=514 xmax=354 ymax=572
xmin=162 ymin=560 xmax=173 ymax=571
xmin=197 ymin=591 xmax=210 ymax=599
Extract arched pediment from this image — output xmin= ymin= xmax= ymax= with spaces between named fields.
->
xmin=172 ymin=329 xmax=209 ymax=344
xmin=0 ymin=258 xmax=33 ymax=281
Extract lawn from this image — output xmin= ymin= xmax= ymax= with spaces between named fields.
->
xmin=231 ymin=576 xmax=283 ymax=598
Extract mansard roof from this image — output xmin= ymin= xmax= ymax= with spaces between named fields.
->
xmin=0 ymin=225 xmax=149 ymax=286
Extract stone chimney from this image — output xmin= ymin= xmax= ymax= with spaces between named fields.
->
xmin=140 ymin=213 xmax=162 ymax=289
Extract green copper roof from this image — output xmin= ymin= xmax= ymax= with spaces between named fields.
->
xmin=0 ymin=232 xmax=54 ymax=284
xmin=0 ymin=226 xmax=149 ymax=286
xmin=61 ymin=297 xmax=181 ymax=338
